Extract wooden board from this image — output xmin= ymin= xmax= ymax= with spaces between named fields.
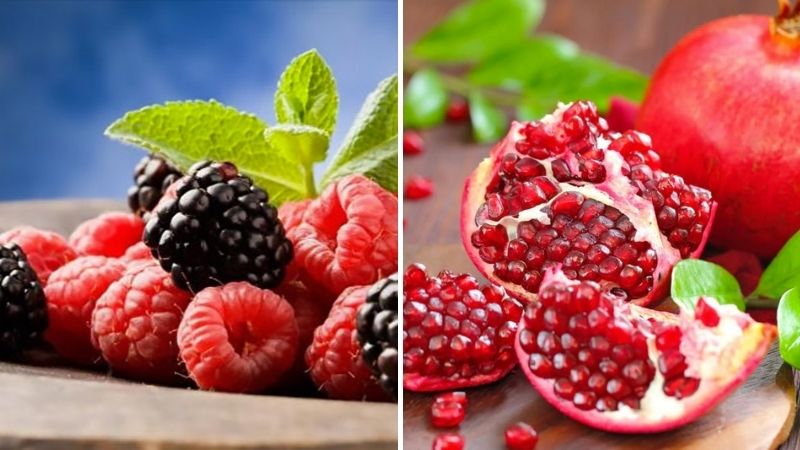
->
xmin=0 ymin=200 xmax=397 ymax=449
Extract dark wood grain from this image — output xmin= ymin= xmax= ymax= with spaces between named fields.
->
xmin=0 ymin=200 xmax=398 ymax=449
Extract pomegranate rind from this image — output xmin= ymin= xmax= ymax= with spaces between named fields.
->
xmin=403 ymin=369 xmax=515 ymax=393
xmin=514 ymin=297 xmax=776 ymax=433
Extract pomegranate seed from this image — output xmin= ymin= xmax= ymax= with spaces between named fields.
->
xmin=446 ymin=99 xmax=470 ymax=122
xmin=431 ymin=400 xmax=465 ymax=428
xmin=655 ymin=324 xmax=681 ymax=351
xmin=658 ymin=350 xmax=688 ymax=379
xmin=432 ymin=433 xmax=464 ymax=450
xmin=551 ymin=192 xmax=584 ymax=215
xmin=403 ymin=130 xmax=424 ymax=155
xmin=529 ymin=353 xmax=554 ymax=377
xmin=405 ymin=176 xmax=434 ymax=200
xmin=553 ymin=377 xmax=575 ymax=400
xmin=504 ymin=422 xmax=539 ymax=450
xmin=663 ymin=377 xmax=700 ymax=399
xmin=573 ymin=391 xmax=597 ymax=410
xmin=695 ymin=298 xmax=720 ymax=327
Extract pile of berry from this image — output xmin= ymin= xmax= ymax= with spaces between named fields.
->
xmin=0 ymin=154 xmax=399 ymax=400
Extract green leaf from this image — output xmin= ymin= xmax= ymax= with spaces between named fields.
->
xmin=264 ymin=124 xmax=329 ymax=167
xmin=105 ymin=100 xmax=308 ymax=205
xmin=468 ymin=91 xmax=507 ymax=143
xmin=469 ymin=35 xmax=580 ymax=89
xmin=411 ymin=0 xmax=545 ymax=63
xmin=671 ymin=259 xmax=746 ymax=311
xmin=778 ymin=288 xmax=800 ymax=369
xmin=322 ymin=74 xmax=398 ymax=192
xmin=274 ymin=49 xmax=338 ymax=135
xmin=756 ymin=229 xmax=800 ymax=300
xmin=404 ymin=69 xmax=448 ymax=129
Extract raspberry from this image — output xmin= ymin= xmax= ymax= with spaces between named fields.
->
xmin=0 ymin=244 xmax=47 ymax=355
xmin=177 ymin=282 xmax=298 ymax=393
xmin=69 ymin=212 xmax=145 ymax=258
xmin=91 ymin=260 xmax=191 ymax=383
xmin=44 ymin=256 xmax=125 ymax=365
xmin=0 ymin=226 xmax=78 ymax=284
xmin=120 ymin=241 xmax=153 ymax=263
xmin=278 ymin=199 xmax=312 ymax=233
xmin=305 ymin=285 xmax=387 ymax=401
xmin=356 ymin=273 xmax=398 ymax=399
xmin=288 ymin=175 xmax=397 ymax=296
xmin=144 ymin=161 xmax=293 ymax=292
xmin=128 ymin=154 xmax=183 ymax=217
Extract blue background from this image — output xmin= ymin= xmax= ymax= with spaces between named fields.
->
xmin=0 ymin=0 xmax=397 ymax=200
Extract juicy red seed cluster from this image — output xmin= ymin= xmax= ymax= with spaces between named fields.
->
xmin=519 ymin=280 xmax=656 ymax=412
xmin=472 ymin=191 xmax=658 ymax=296
xmin=505 ymin=422 xmax=539 ymax=450
xmin=652 ymin=320 xmax=700 ymax=399
xmin=403 ymin=264 xmax=522 ymax=383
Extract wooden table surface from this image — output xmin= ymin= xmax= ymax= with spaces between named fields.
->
xmin=403 ymin=1 xmax=797 ymax=448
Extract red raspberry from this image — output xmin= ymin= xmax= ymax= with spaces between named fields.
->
xmin=69 ymin=212 xmax=144 ymax=258
xmin=177 ymin=282 xmax=299 ymax=393
xmin=0 ymin=226 xmax=78 ymax=284
xmin=45 ymin=256 xmax=126 ymax=366
xmin=305 ymin=285 xmax=387 ymax=401
xmin=120 ymin=241 xmax=153 ymax=263
xmin=91 ymin=260 xmax=191 ymax=383
xmin=288 ymin=175 xmax=397 ymax=296
xmin=278 ymin=199 xmax=312 ymax=233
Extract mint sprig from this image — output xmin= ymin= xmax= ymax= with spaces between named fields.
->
xmin=755 ymin=229 xmax=800 ymax=300
xmin=671 ymin=259 xmax=745 ymax=311
xmin=106 ymin=49 xmax=397 ymax=205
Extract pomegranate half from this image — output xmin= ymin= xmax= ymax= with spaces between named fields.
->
xmin=637 ymin=1 xmax=800 ymax=258
xmin=461 ymin=101 xmax=716 ymax=306
xmin=516 ymin=270 xmax=776 ymax=433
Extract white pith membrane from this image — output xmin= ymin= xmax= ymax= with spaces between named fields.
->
xmin=464 ymin=102 xmax=695 ymax=304
xmin=515 ymin=270 xmax=776 ymax=432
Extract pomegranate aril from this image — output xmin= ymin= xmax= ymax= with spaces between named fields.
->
xmin=431 ymin=400 xmax=465 ymax=428
xmin=569 ymin=364 xmax=591 ymax=387
xmin=695 ymin=298 xmax=720 ymax=327
xmin=663 ymin=377 xmax=700 ymax=399
xmin=529 ymin=353 xmax=555 ymax=378
xmin=432 ymin=433 xmax=465 ymax=450
xmin=606 ymin=378 xmax=631 ymax=399
xmin=446 ymin=99 xmax=469 ymax=122
xmin=655 ymin=324 xmax=681 ymax=351
xmin=658 ymin=351 xmax=688 ymax=379
xmin=505 ymin=422 xmax=539 ymax=450
xmin=405 ymin=176 xmax=434 ymax=200
xmin=573 ymin=391 xmax=597 ymax=410
xmin=552 ymin=352 xmax=577 ymax=375
xmin=622 ymin=360 xmax=653 ymax=387
xmin=554 ymin=377 xmax=576 ymax=400
xmin=403 ymin=130 xmax=424 ymax=155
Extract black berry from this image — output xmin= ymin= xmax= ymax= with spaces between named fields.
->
xmin=128 ymin=154 xmax=182 ymax=217
xmin=356 ymin=273 xmax=398 ymax=400
xmin=143 ymin=161 xmax=293 ymax=293
xmin=0 ymin=244 xmax=47 ymax=356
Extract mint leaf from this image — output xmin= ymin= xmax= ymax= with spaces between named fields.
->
xmin=404 ymin=69 xmax=447 ymax=129
xmin=778 ymin=288 xmax=800 ymax=369
xmin=274 ymin=49 xmax=338 ymax=135
xmin=322 ymin=75 xmax=398 ymax=192
xmin=105 ymin=100 xmax=307 ymax=205
xmin=264 ymin=124 xmax=329 ymax=197
xmin=411 ymin=0 xmax=545 ymax=63
xmin=756 ymin=229 xmax=800 ymax=300
xmin=468 ymin=91 xmax=507 ymax=143
xmin=469 ymin=35 xmax=580 ymax=89
xmin=671 ymin=259 xmax=745 ymax=311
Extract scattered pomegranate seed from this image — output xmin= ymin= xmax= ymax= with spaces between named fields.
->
xmin=695 ymin=298 xmax=720 ymax=327
xmin=432 ymin=433 xmax=465 ymax=450
xmin=504 ymin=422 xmax=539 ymax=450
xmin=405 ymin=176 xmax=434 ymax=200
xmin=446 ymin=99 xmax=470 ymax=122
xmin=435 ymin=391 xmax=468 ymax=408
xmin=404 ymin=130 xmax=424 ymax=155
xmin=431 ymin=399 xmax=465 ymax=428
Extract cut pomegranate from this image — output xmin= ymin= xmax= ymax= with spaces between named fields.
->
xmin=515 ymin=269 xmax=776 ymax=433
xmin=504 ymin=422 xmax=539 ymax=450
xmin=403 ymin=263 xmax=523 ymax=392
xmin=462 ymin=101 xmax=717 ymax=306
xmin=405 ymin=176 xmax=435 ymax=200
xmin=431 ymin=399 xmax=465 ymax=428
xmin=432 ymin=433 xmax=465 ymax=450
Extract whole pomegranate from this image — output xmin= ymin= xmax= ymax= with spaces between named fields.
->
xmin=638 ymin=0 xmax=800 ymax=258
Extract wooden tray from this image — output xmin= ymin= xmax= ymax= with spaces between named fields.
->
xmin=0 ymin=200 xmax=397 ymax=450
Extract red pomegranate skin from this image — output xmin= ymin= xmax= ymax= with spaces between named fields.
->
xmin=638 ymin=15 xmax=800 ymax=258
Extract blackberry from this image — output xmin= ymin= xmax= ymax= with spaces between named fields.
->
xmin=0 ymin=243 xmax=47 ymax=356
xmin=143 ymin=161 xmax=293 ymax=293
xmin=356 ymin=273 xmax=398 ymax=400
xmin=128 ymin=154 xmax=182 ymax=217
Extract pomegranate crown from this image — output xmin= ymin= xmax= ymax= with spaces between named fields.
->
xmin=771 ymin=0 xmax=800 ymax=42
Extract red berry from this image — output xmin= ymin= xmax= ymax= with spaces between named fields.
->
xmin=432 ymin=433 xmax=464 ymax=450
xmin=45 ymin=256 xmax=126 ymax=365
xmin=278 ymin=199 xmax=312 ymax=234
xmin=0 ymin=226 xmax=78 ymax=284
xmin=305 ymin=285 xmax=388 ymax=400
xmin=288 ymin=175 xmax=397 ymax=296
xmin=177 ymin=281 xmax=299 ymax=393
xmin=404 ymin=130 xmax=424 ymax=155
xmin=446 ymin=99 xmax=470 ymax=122
xmin=120 ymin=241 xmax=153 ymax=263
xmin=69 ymin=212 xmax=145 ymax=258
xmin=431 ymin=400 xmax=465 ymax=428
xmin=91 ymin=260 xmax=191 ymax=384
xmin=405 ymin=176 xmax=434 ymax=200
xmin=505 ymin=422 xmax=539 ymax=450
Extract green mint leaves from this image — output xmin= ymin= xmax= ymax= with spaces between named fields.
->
xmin=404 ymin=69 xmax=448 ymax=129
xmin=105 ymin=49 xmax=398 ymax=205
xmin=778 ymin=288 xmax=800 ymax=368
xmin=671 ymin=259 xmax=745 ymax=311
xmin=755 ymin=230 xmax=800 ymax=300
